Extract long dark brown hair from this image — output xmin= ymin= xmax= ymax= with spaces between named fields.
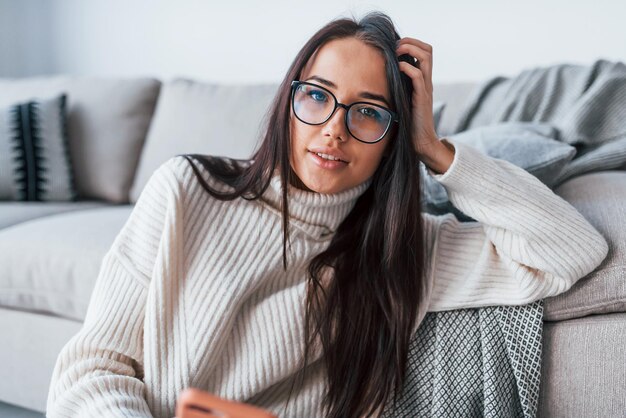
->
xmin=179 ymin=11 xmax=426 ymax=418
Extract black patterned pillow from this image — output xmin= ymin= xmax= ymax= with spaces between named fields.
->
xmin=0 ymin=94 xmax=77 ymax=201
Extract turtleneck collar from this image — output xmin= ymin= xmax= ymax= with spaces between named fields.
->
xmin=259 ymin=170 xmax=373 ymax=240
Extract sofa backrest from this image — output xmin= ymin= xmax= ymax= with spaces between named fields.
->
xmin=129 ymin=78 xmax=479 ymax=202
xmin=1 ymin=76 xmax=479 ymax=204
xmin=0 ymin=76 xmax=161 ymax=203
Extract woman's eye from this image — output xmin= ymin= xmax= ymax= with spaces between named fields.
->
xmin=359 ymin=107 xmax=381 ymax=119
xmin=308 ymin=90 xmax=328 ymax=102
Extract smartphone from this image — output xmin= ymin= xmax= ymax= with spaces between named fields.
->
xmin=175 ymin=388 xmax=278 ymax=418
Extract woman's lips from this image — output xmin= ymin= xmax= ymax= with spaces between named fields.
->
xmin=308 ymin=151 xmax=348 ymax=170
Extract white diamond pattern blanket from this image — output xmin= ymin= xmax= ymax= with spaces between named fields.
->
xmin=381 ymin=300 xmax=543 ymax=418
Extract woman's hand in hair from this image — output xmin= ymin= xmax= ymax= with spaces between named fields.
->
xmin=396 ymin=37 xmax=453 ymax=173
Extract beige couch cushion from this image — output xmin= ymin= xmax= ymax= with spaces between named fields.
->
xmin=0 ymin=307 xmax=83 ymax=412
xmin=0 ymin=201 xmax=109 ymax=229
xmin=129 ymin=79 xmax=278 ymax=202
xmin=0 ymin=76 xmax=161 ymax=203
xmin=544 ymin=171 xmax=626 ymax=321
xmin=538 ymin=313 xmax=626 ymax=417
xmin=0 ymin=206 xmax=132 ymax=320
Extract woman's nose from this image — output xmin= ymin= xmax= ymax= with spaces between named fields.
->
xmin=322 ymin=106 xmax=348 ymax=141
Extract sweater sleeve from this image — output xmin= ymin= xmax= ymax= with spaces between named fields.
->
xmin=46 ymin=157 xmax=186 ymax=418
xmin=421 ymin=138 xmax=609 ymax=312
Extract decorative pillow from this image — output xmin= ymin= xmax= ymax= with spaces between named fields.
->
xmin=0 ymin=94 xmax=77 ymax=201
xmin=421 ymin=122 xmax=577 ymax=222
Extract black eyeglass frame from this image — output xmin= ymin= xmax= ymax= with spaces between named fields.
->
xmin=290 ymin=80 xmax=399 ymax=144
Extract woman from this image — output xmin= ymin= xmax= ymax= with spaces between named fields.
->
xmin=46 ymin=11 xmax=608 ymax=418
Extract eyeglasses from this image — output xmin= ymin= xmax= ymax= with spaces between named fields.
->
xmin=290 ymin=80 xmax=398 ymax=144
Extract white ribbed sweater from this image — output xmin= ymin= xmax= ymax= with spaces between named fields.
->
xmin=46 ymin=139 xmax=608 ymax=418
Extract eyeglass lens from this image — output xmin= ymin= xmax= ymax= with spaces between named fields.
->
xmin=292 ymin=83 xmax=392 ymax=143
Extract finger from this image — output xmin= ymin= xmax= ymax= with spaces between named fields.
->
xmin=396 ymin=37 xmax=434 ymax=81
xmin=398 ymin=59 xmax=432 ymax=98
xmin=397 ymin=37 xmax=433 ymax=54
xmin=396 ymin=43 xmax=432 ymax=89
xmin=398 ymin=61 xmax=427 ymax=95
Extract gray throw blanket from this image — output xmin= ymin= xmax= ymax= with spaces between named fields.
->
xmin=382 ymin=59 xmax=625 ymax=417
xmin=423 ymin=59 xmax=626 ymax=223
xmin=452 ymin=58 xmax=626 ymax=185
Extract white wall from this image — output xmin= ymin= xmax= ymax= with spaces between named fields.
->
xmin=1 ymin=0 xmax=625 ymax=84
xmin=0 ymin=0 xmax=54 ymax=77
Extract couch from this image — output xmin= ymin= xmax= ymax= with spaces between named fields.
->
xmin=0 ymin=75 xmax=624 ymax=417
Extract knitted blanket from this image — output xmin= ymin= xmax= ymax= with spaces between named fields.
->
xmin=451 ymin=58 xmax=626 ymax=185
xmin=423 ymin=59 xmax=626 ymax=223
xmin=381 ymin=301 xmax=544 ymax=418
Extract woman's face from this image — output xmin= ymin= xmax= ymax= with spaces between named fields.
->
xmin=289 ymin=37 xmax=393 ymax=194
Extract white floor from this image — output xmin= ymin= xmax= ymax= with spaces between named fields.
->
xmin=0 ymin=402 xmax=44 ymax=417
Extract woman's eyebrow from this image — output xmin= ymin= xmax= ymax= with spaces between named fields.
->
xmin=305 ymin=75 xmax=391 ymax=108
